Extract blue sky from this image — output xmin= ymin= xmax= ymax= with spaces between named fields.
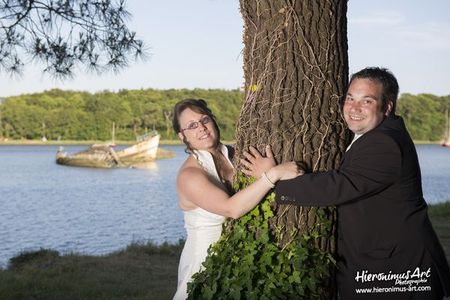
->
xmin=1 ymin=0 xmax=449 ymax=97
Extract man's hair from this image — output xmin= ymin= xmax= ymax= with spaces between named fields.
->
xmin=349 ymin=67 xmax=399 ymax=115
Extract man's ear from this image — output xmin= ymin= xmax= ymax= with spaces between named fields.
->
xmin=384 ymin=101 xmax=393 ymax=116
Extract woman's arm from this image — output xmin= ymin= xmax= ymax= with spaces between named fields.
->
xmin=177 ymin=146 xmax=299 ymax=219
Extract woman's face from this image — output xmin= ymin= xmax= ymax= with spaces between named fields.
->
xmin=177 ymin=107 xmax=218 ymax=151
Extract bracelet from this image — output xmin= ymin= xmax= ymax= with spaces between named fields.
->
xmin=261 ymin=172 xmax=275 ymax=188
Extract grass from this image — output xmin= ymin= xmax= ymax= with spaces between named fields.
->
xmin=428 ymin=201 xmax=450 ymax=256
xmin=0 ymin=202 xmax=448 ymax=300
xmin=0 ymin=242 xmax=183 ymax=300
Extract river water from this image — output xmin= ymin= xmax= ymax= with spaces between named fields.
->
xmin=0 ymin=144 xmax=449 ymax=268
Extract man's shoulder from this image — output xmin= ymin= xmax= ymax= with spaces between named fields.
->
xmin=362 ymin=127 xmax=397 ymax=143
xmin=354 ymin=126 xmax=401 ymax=153
xmin=367 ymin=116 xmax=407 ymax=140
xmin=378 ymin=115 xmax=407 ymax=132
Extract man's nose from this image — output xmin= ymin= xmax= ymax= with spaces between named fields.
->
xmin=349 ymin=101 xmax=362 ymax=111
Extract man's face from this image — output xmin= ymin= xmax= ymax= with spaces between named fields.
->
xmin=343 ymin=78 xmax=390 ymax=135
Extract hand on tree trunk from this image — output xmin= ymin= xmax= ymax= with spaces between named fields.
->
xmin=240 ymin=145 xmax=276 ymax=178
xmin=241 ymin=145 xmax=303 ymax=182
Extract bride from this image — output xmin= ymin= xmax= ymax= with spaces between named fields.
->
xmin=172 ymin=99 xmax=299 ymax=299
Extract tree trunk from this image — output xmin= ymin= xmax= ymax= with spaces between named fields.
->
xmin=237 ymin=0 xmax=348 ymax=168
xmin=188 ymin=1 xmax=348 ymax=298
xmin=238 ymin=0 xmax=348 ymax=296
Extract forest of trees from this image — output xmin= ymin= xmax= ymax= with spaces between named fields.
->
xmin=0 ymin=89 xmax=448 ymax=142
xmin=0 ymin=89 xmax=242 ymax=141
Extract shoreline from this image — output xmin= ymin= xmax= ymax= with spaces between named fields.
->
xmin=0 ymin=139 xmax=438 ymax=146
xmin=0 ymin=139 xmax=238 ymax=146
xmin=0 ymin=139 xmax=184 ymax=146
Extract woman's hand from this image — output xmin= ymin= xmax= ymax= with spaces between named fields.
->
xmin=240 ymin=145 xmax=276 ymax=178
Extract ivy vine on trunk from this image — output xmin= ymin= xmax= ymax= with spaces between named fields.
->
xmin=189 ymin=1 xmax=349 ymax=299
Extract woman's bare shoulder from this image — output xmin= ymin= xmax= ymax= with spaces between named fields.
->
xmin=177 ymin=156 xmax=211 ymax=210
xmin=178 ymin=155 xmax=201 ymax=174
xmin=177 ymin=156 xmax=206 ymax=185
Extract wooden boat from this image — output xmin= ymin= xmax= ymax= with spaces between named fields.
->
xmin=56 ymin=131 xmax=160 ymax=168
xmin=115 ymin=132 xmax=160 ymax=165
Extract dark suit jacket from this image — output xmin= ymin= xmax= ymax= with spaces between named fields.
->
xmin=276 ymin=116 xmax=450 ymax=299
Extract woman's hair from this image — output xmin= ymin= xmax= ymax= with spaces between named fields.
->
xmin=172 ymin=98 xmax=221 ymax=153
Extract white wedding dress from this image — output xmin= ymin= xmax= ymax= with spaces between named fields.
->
xmin=173 ymin=144 xmax=233 ymax=300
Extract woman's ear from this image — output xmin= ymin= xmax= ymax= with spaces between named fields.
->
xmin=178 ymin=132 xmax=185 ymax=141
xmin=384 ymin=101 xmax=393 ymax=116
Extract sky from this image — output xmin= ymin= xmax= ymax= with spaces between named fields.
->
xmin=1 ymin=0 xmax=449 ymax=97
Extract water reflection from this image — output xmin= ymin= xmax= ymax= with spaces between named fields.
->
xmin=129 ymin=161 xmax=158 ymax=170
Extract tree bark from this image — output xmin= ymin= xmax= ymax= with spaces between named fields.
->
xmin=236 ymin=0 xmax=348 ymax=296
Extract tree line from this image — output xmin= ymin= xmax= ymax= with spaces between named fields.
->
xmin=0 ymin=89 xmax=243 ymax=141
xmin=397 ymin=93 xmax=450 ymax=141
xmin=0 ymin=89 xmax=448 ymax=142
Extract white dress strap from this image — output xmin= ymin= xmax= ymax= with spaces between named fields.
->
xmin=192 ymin=143 xmax=233 ymax=184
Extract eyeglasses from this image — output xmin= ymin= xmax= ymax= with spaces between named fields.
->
xmin=181 ymin=116 xmax=212 ymax=132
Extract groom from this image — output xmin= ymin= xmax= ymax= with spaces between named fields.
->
xmin=275 ymin=67 xmax=450 ymax=299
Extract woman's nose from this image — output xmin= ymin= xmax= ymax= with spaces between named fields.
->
xmin=198 ymin=122 xmax=207 ymax=131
